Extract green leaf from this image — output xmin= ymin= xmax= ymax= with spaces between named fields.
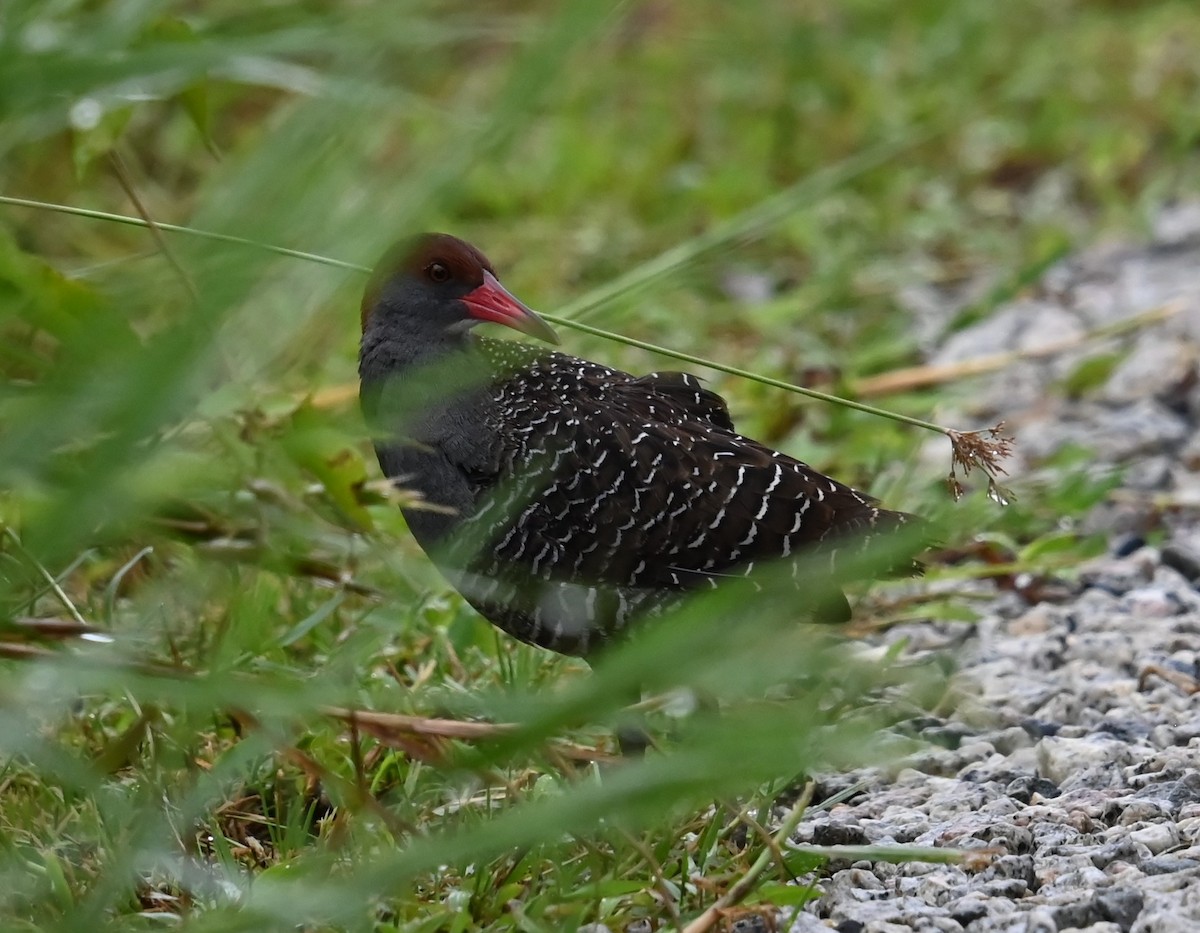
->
xmin=281 ymin=401 xmax=375 ymax=531
xmin=0 ymin=229 xmax=114 ymax=353
xmin=179 ymin=80 xmax=218 ymax=156
xmin=746 ymin=880 xmax=822 ymax=907
xmin=563 ymin=879 xmax=646 ymax=899
xmin=39 ymin=851 xmax=73 ymax=912
xmin=781 ymin=850 xmax=829 ymax=876
xmin=912 ymin=600 xmax=983 ymax=624
xmin=1059 ymin=352 xmax=1124 ymax=400
xmin=69 ymin=106 xmax=131 ymax=180
xmin=1019 ymin=531 xmax=1084 ymax=563
xmin=279 ymin=592 xmax=346 ymax=646
xmin=143 ymin=16 xmax=219 ymax=155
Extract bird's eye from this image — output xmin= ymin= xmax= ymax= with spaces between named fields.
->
xmin=427 ymin=262 xmax=450 ymax=283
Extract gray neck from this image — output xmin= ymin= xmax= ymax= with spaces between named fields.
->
xmin=360 ymin=325 xmax=502 ymax=547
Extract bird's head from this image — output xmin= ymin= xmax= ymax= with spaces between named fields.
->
xmin=361 ymin=233 xmax=559 ymax=345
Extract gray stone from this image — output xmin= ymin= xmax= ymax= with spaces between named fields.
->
xmin=977 ymin=854 xmax=1038 ymax=891
xmin=945 ymin=893 xmax=990 ymax=925
xmin=719 ymin=267 xmax=776 ymax=304
xmin=1112 ymin=799 xmax=1169 ymax=825
xmin=1096 ymin=887 xmax=1145 ymax=930
xmin=1128 ymin=822 xmax=1179 ymax=854
xmin=1132 ymin=912 xmax=1200 ymax=933
xmin=1103 ymin=335 xmax=1195 ymax=404
xmin=1047 ymin=897 xmax=1106 ymax=930
xmin=1090 ymin=399 xmax=1190 ymax=462
xmin=977 ymin=878 xmax=1030 ymax=898
xmin=782 ymin=915 xmax=831 ymax=933
xmin=1152 ymin=200 xmax=1200 ymax=243
xmin=1160 ymin=544 xmax=1200 ymax=582
xmin=1000 ymin=908 xmax=1057 ymax=933
xmin=1141 ymin=856 xmax=1200 ymax=875
xmin=1088 ymin=839 xmax=1143 ymax=869
xmin=1036 ymin=736 xmax=1135 ymax=786
xmin=1062 ymin=925 xmax=1123 ymax=933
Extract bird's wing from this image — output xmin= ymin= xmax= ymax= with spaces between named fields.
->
xmin=621 ymin=370 xmax=736 ymax=432
xmin=460 ymin=361 xmax=915 ymax=602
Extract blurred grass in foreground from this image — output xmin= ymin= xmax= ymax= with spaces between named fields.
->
xmin=1 ymin=0 xmax=1198 ymax=928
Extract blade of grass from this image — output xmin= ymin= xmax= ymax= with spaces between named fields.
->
xmin=559 ymin=127 xmax=940 ymax=323
xmin=680 ymin=782 xmax=814 ymax=933
xmin=0 ymin=195 xmax=367 ymax=271
xmin=0 ymin=191 xmax=961 ymax=437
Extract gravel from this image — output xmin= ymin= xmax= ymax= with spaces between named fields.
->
xmin=784 ymin=205 xmax=1200 ymax=932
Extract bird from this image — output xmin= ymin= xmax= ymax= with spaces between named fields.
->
xmin=359 ymin=233 xmax=923 ymax=660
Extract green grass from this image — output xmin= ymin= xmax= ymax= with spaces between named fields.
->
xmin=1 ymin=0 xmax=1198 ymax=929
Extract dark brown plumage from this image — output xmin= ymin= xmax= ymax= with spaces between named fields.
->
xmin=359 ymin=233 xmax=922 ymax=657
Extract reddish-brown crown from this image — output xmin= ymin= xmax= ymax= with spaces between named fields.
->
xmin=360 ymin=233 xmax=496 ymax=332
